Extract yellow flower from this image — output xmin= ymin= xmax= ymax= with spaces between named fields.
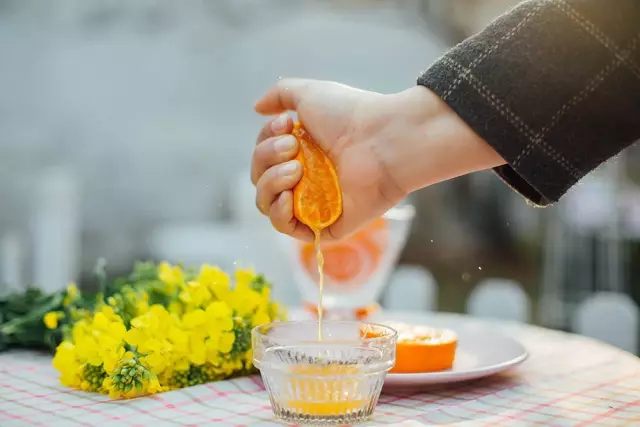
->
xmin=244 ymin=349 xmax=254 ymax=370
xmin=102 ymin=346 xmax=126 ymax=374
xmin=182 ymin=308 xmax=207 ymax=329
xmin=105 ymin=354 xmax=164 ymax=399
xmin=251 ymin=308 xmax=270 ymax=328
xmin=260 ymin=286 xmax=272 ymax=304
xmin=136 ymin=298 xmax=149 ymax=315
xmin=179 ymin=280 xmax=212 ymax=309
xmin=63 ymin=283 xmax=79 ymax=306
xmin=227 ymin=285 xmax=262 ymax=317
xmin=270 ymin=302 xmax=287 ymax=321
xmin=168 ymin=301 xmax=183 ymax=316
xmin=189 ymin=333 xmax=207 ymax=365
xmin=197 ymin=264 xmax=231 ymax=301
xmin=168 ymin=325 xmax=188 ymax=348
xmin=44 ymin=311 xmax=64 ymax=329
xmin=51 ymin=261 xmax=283 ymax=399
xmin=234 ymin=268 xmax=256 ymax=289
xmin=72 ymin=306 xmax=126 ymax=372
xmin=52 ymin=341 xmax=83 ymax=388
xmin=219 ymin=358 xmax=243 ymax=375
xmin=81 ymin=363 xmax=107 ymax=392
xmin=219 ymin=331 xmax=235 ymax=354
xmin=125 ymin=305 xmax=188 ymax=378
xmin=204 ymin=301 xmax=233 ymax=331
xmin=158 ymin=262 xmax=184 ymax=294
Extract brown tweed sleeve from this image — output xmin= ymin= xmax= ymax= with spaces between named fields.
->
xmin=418 ymin=0 xmax=640 ymax=206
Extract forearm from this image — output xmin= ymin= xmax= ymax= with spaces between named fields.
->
xmin=380 ymin=86 xmax=506 ymax=194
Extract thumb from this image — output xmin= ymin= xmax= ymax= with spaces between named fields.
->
xmin=254 ymin=78 xmax=314 ymax=115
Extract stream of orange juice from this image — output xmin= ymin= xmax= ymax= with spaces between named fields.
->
xmin=313 ymin=229 xmax=324 ymax=341
xmin=288 ymin=233 xmax=372 ymax=417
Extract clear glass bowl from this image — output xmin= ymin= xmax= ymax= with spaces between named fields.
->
xmin=252 ymin=320 xmax=397 ymax=424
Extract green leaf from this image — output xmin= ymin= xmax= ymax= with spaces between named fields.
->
xmin=250 ymin=275 xmax=271 ymax=292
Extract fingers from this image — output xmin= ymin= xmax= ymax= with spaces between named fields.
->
xmin=252 ymin=111 xmax=296 ymax=184
xmin=256 ymin=113 xmax=293 ymax=145
xmin=268 ymin=191 xmax=315 ymax=241
xmin=255 ymin=160 xmax=302 ymax=215
xmin=254 ymin=78 xmax=314 ymax=115
xmin=251 ymin=134 xmax=298 ymax=185
xmin=252 ymin=109 xmax=307 ymax=240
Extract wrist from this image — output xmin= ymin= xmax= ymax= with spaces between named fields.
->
xmin=380 ymin=86 xmax=506 ymax=193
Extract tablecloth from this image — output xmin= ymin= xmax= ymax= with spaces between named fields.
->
xmin=1 ymin=313 xmax=639 ymax=426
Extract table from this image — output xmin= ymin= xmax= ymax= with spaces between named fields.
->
xmin=1 ymin=311 xmax=639 ymax=426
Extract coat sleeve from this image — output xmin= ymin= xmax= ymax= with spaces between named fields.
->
xmin=418 ymin=0 xmax=640 ymax=206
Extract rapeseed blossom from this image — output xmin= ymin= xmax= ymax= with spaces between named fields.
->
xmin=47 ymin=262 xmax=283 ymax=399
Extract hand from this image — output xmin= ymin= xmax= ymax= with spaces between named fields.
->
xmin=252 ymin=78 xmax=505 ymax=241
xmin=252 ymin=78 xmax=405 ymax=241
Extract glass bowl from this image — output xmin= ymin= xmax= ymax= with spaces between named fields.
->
xmin=252 ymin=320 xmax=397 ymax=424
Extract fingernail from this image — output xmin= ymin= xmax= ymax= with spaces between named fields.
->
xmin=274 ymin=135 xmax=296 ymax=152
xmin=271 ymin=113 xmax=288 ymax=133
xmin=279 ymin=161 xmax=299 ymax=176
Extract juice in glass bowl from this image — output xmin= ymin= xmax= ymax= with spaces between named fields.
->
xmin=252 ymin=320 xmax=396 ymax=424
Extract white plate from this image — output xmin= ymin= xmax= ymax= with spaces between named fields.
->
xmin=289 ymin=308 xmax=529 ymax=387
xmin=377 ymin=312 xmax=528 ymax=387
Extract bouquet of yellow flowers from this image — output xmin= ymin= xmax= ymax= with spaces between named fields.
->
xmin=15 ymin=261 xmax=284 ymax=399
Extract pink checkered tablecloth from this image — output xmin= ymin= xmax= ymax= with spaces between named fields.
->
xmin=1 ymin=312 xmax=639 ymax=426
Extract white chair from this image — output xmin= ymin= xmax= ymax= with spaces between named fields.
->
xmin=571 ymin=292 xmax=639 ymax=353
xmin=383 ymin=265 xmax=437 ymax=311
xmin=467 ymin=279 xmax=531 ymax=322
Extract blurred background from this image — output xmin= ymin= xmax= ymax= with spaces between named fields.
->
xmin=0 ymin=0 xmax=638 ymax=352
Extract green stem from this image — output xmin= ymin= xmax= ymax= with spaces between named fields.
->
xmin=0 ymin=293 xmax=63 ymax=336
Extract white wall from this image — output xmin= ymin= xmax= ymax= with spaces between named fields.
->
xmin=0 ymin=0 xmax=445 ymax=280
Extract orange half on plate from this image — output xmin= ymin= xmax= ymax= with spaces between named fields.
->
xmin=364 ymin=322 xmax=458 ymax=373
